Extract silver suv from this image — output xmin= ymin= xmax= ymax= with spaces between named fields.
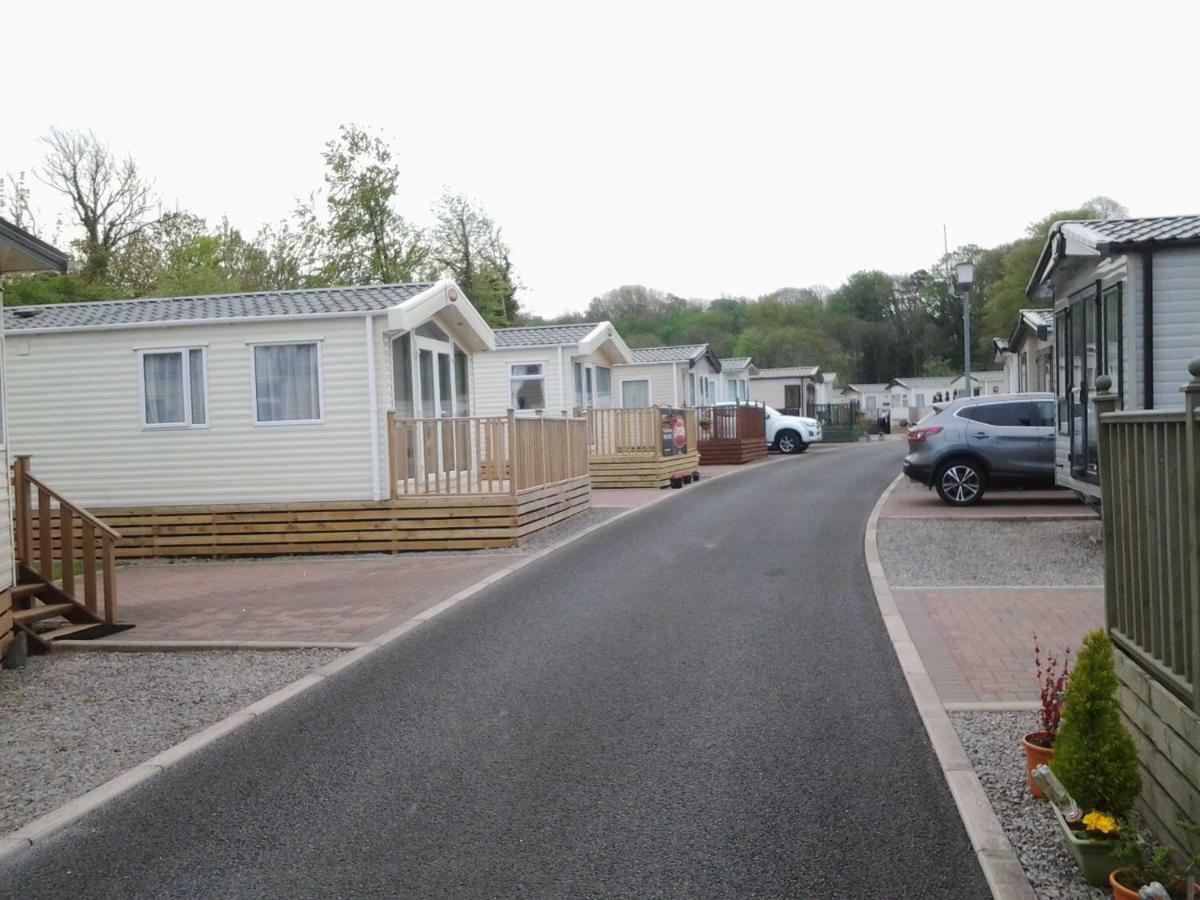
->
xmin=902 ymin=393 xmax=1056 ymax=505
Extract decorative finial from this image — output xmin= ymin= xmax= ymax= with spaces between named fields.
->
xmin=1095 ymin=374 xmax=1112 ymax=393
xmin=1189 ymin=357 xmax=1200 ymax=380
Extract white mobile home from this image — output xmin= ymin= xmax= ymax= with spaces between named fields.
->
xmin=613 ymin=344 xmax=722 ymax=408
xmin=1 ymin=218 xmax=69 ymax=663
xmin=1 ymin=282 xmax=592 ymax=556
xmin=748 ymin=366 xmax=822 ymax=414
xmin=951 ymin=370 xmax=1007 ymax=399
xmin=885 ymin=376 xmax=957 ymax=422
xmin=718 ymin=357 xmax=756 ymax=402
xmin=843 ymin=382 xmax=889 ymax=416
xmin=991 ymin=309 xmax=1053 ymax=395
xmin=1027 ymin=215 xmax=1200 ymax=500
xmin=473 ymin=322 xmax=632 ymax=415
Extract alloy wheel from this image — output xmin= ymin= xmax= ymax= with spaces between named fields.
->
xmin=941 ymin=465 xmax=980 ymax=503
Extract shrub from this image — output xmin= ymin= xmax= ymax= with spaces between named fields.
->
xmin=1033 ymin=634 xmax=1071 ymax=744
xmin=1051 ymin=629 xmax=1141 ymax=816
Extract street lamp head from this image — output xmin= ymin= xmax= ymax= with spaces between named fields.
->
xmin=955 ymin=261 xmax=975 ymax=291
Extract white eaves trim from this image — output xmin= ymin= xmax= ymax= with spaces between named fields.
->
xmin=578 ymin=321 xmax=633 ymax=364
xmin=387 ymin=280 xmax=496 ymax=352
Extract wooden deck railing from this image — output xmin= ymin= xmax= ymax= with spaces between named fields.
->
xmin=581 ymin=407 xmax=697 ymax=459
xmin=694 ymin=404 xmax=766 ymax=443
xmin=12 ymin=455 xmax=121 ymax=624
xmin=387 ymin=411 xmax=589 ymax=496
xmin=1095 ymin=366 xmax=1200 ymax=711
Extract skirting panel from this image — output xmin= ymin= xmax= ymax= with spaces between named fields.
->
xmin=588 ymin=451 xmax=701 ymax=489
xmin=88 ymin=477 xmax=592 ymax=558
xmin=698 ymin=438 xmax=768 ymax=465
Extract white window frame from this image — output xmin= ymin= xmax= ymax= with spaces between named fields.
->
xmin=137 ymin=345 xmax=210 ymax=430
xmin=509 ymin=361 xmax=547 ymax=411
xmin=619 ymin=377 xmax=652 ymax=408
xmin=249 ymin=340 xmax=325 ymax=426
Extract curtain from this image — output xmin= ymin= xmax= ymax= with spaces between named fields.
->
xmin=144 ymin=352 xmax=185 ymax=424
xmin=596 ymin=367 xmax=612 ymax=407
xmin=188 ymin=349 xmax=207 ymax=424
xmin=622 ymin=379 xmax=650 ymax=408
xmin=255 ymin=343 xmax=320 ymax=422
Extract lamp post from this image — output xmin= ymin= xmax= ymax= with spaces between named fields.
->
xmin=955 ymin=261 xmax=975 ymax=398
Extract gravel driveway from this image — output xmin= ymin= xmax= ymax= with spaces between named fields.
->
xmin=0 ymin=649 xmax=340 ymax=835
xmin=878 ymin=518 xmax=1103 ymax=586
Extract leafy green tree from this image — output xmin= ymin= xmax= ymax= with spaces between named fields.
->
xmin=430 ymin=191 xmax=519 ymax=326
xmin=313 ymin=125 xmax=428 ymax=286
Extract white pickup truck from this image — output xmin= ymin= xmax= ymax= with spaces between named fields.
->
xmin=714 ymin=403 xmax=823 ymax=454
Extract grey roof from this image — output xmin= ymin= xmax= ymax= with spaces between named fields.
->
xmin=3 ymin=282 xmax=435 ymax=332
xmin=845 ymin=383 xmax=889 ymax=394
xmin=0 ymin=216 xmax=68 ymax=275
xmin=1028 ymin=215 xmax=1200 ymax=296
xmin=751 ymin=366 xmax=821 ymax=379
xmin=719 ymin=356 xmax=754 ymax=371
xmin=888 ymin=376 xmax=956 ymax=390
xmin=629 ymin=344 xmax=708 ymax=364
xmin=494 ymin=323 xmax=599 ymax=348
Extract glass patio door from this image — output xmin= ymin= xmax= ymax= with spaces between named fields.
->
xmin=414 ymin=334 xmax=459 ymax=477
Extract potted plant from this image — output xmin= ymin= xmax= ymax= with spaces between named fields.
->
xmin=1050 ymin=630 xmax=1142 ymax=886
xmin=1109 ymin=820 xmax=1200 ymax=899
xmin=1046 ymin=809 xmax=1124 ymax=888
xmin=1024 ymin=635 xmax=1070 ymax=798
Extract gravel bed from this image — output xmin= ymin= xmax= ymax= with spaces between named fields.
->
xmin=951 ymin=711 xmax=1107 ymax=899
xmin=879 ymin=518 xmax=1103 ymax=586
xmin=0 ymin=649 xmax=340 ymax=835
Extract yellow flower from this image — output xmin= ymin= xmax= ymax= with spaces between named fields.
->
xmin=1082 ymin=812 xmax=1119 ymax=835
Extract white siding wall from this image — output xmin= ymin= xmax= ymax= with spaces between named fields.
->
xmin=472 ymin=347 xmax=564 ymax=417
xmin=613 ymin=362 xmax=682 ymax=407
xmin=0 ymin=302 xmax=13 ymax=592
xmin=6 ymin=316 xmax=380 ymax=507
xmin=1147 ymin=248 xmax=1200 ymax=408
xmin=748 ymin=380 xmax=785 ymax=408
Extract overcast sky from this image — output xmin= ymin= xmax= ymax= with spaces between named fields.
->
xmin=4 ymin=1 xmax=1197 ymax=317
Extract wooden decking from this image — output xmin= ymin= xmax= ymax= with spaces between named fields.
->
xmin=583 ymin=408 xmax=701 ymax=488
xmin=696 ymin=405 xmax=768 ymax=465
xmin=85 ymin=412 xmax=593 ymax=558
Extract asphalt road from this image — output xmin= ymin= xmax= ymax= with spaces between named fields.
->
xmin=0 ymin=441 xmax=990 ymax=899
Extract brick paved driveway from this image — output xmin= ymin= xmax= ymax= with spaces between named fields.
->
xmin=113 ymin=555 xmax=519 ymax=644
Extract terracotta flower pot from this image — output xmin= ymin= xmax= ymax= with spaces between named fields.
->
xmin=1108 ymin=870 xmax=1139 ymax=900
xmin=1022 ymin=731 xmax=1055 ymax=798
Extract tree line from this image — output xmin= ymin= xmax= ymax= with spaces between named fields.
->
xmin=1 ymin=126 xmax=519 ymax=325
xmin=1 ymin=126 xmax=1122 ymax=383
xmin=533 ymin=197 xmax=1124 ymax=383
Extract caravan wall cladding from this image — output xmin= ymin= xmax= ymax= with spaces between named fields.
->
xmin=4 ymin=315 xmax=401 ymax=508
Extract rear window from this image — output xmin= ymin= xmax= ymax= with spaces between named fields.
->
xmin=959 ymin=402 xmax=1044 ymax=427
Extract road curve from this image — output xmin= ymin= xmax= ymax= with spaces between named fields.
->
xmin=0 ymin=441 xmax=989 ymax=899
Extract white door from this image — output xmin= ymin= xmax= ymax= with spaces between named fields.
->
xmin=414 ymin=333 xmax=460 ymax=476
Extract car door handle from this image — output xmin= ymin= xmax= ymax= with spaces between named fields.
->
xmin=971 ymin=432 xmax=989 ymax=439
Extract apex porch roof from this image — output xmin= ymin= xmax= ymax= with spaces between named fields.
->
xmin=0 ymin=216 xmax=68 ymax=275
xmin=628 ymin=344 xmax=722 ymax=371
xmin=4 ymin=280 xmax=496 ymax=350
xmin=494 ymin=321 xmax=633 ymax=363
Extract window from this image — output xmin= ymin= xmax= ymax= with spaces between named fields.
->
xmin=573 ymin=362 xmax=584 ymax=403
xmin=510 ymin=363 xmax=545 ymax=410
xmin=915 ymin=393 xmax=925 ymax=408
xmin=688 ymin=373 xmax=696 ymax=405
xmin=253 ymin=342 xmax=321 ymax=423
xmin=959 ymin=402 xmax=1029 ymax=427
xmin=596 ymin=367 xmax=612 ymax=407
xmin=141 ymin=348 xmax=207 ymax=427
xmin=454 ymin=346 xmax=470 ymax=415
xmin=621 ymin=379 xmax=650 ymax=408
xmin=1102 ymin=283 xmax=1122 ymax=404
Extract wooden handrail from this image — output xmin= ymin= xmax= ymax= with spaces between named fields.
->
xmin=12 ymin=455 xmax=121 ymax=624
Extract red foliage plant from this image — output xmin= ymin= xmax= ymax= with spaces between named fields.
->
xmin=1033 ymin=634 xmax=1071 ymax=745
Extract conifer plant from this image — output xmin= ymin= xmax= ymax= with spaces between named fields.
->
xmin=1051 ymin=630 xmax=1142 ymax=816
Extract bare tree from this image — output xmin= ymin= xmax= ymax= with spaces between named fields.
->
xmin=0 ymin=171 xmax=39 ymax=233
xmin=38 ymin=128 xmax=158 ymax=280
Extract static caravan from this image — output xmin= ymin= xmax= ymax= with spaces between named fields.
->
xmin=813 ymin=371 xmax=844 ymax=406
xmin=1027 ymin=215 xmax=1200 ymax=501
xmin=991 ymin=309 xmax=1053 ymax=395
xmin=4 ymin=281 xmax=591 ymax=557
xmin=472 ymin=322 xmax=632 ymax=416
xmin=886 ymin=376 xmax=956 ymax=423
xmin=749 ymin=367 xmax=823 ymax=415
xmin=843 ymin=382 xmax=888 ymax=416
xmin=613 ymin=344 xmax=722 ymax=408
xmin=951 ymin=370 xmax=1007 ymax=400
xmin=718 ymin=357 xmax=756 ymax=402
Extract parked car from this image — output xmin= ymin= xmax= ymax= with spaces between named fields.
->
xmin=764 ymin=405 xmax=823 ymax=454
xmin=902 ymin=393 xmax=1055 ymax=505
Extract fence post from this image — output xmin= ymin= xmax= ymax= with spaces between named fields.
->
xmin=386 ymin=410 xmax=398 ymax=500
xmin=1183 ymin=358 xmax=1200 ymax=711
xmin=13 ymin=455 xmax=32 ymax=566
xmin=508 ymin=409 xmax=519 ymax=496
xmin=1093 ymin=376 xmax=1120 ymax=635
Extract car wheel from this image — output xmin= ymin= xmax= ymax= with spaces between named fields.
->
xmin=935 ymin=460 xmax=985 ymax=506
xmin=775 ymin=430 xmax=805 ymax=454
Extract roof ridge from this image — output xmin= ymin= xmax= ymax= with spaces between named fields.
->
xmin=7 ymin=281 xmax=437 ymax=312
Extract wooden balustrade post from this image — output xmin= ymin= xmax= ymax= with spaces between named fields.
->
xmin=81 ymin=519 xmax=97 ymax=613
xmin=61 ymin=507 xmax=76 ymax=597
xmin=37 ymin=487 xmax=52 ymax=580
xmin=1093 ymin=376 xmax=1120 ymax=635
xmin=1182 ymin=358 xmax=1200 ymax=711
xmin=102 ymin=539 xmax=118 ymax=624
xmin=386 ymin=410 xmax=398 ymax=500
xmin=13 ymin=455 xmax=32 ymax=566
xmin=508 ymin=409 xmax=519 ymax=496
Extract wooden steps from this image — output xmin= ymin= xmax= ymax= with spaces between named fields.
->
xmin=588 ymin=451 xmax=701 ymax=489
xmin=698 ymin=437 xmax=769 ymax=465
xmin=13 ymin=602 xmax=76 ymax=625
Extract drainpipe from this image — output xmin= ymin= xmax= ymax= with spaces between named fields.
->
xmin=1142 ymin=251 xmax=1155 ymax=410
